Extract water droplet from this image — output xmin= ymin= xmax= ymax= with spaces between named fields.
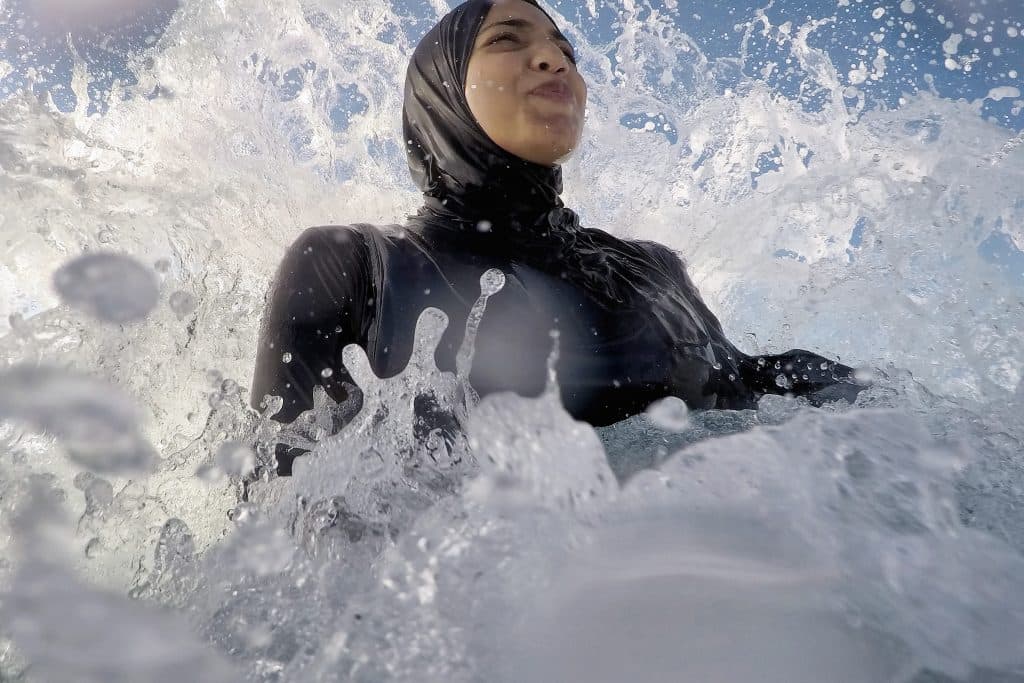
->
xmin=0 ymin=365 xmax=156 ymax=474
xmin=282 ymin=352 xmax=293 ymax=363
xmin=53 ymin=252 xmax=159 ymax=323
xmin=168 ymin=290 xmax=198 ymax=320
xmin=96 ymin=226 xmax=116 ymax=244
xmin=321 ymin=368 xmax=334 ymax=378
xmin=646 ymin=396 xmax=691 ymax=432
xmin=775 ymin=374 xmax=793 ymax=389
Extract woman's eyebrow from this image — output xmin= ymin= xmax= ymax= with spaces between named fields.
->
xmin=479 ymin=17 xmax=572 ymax=46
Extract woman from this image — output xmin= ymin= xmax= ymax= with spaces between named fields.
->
xmin=252 ymin=0 xmax=862 ymax=475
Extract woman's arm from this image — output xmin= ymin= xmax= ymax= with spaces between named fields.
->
xmin=251 ymin=225 xmax=376 ymax=473
xmin=640 ymin=241 xmax=863 ymax=408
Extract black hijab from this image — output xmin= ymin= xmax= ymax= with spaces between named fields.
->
xmin=403 ymin=0 xmax=563 ymax=221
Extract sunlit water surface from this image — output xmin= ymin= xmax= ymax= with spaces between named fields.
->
xmin=1 ymin=0 xmax=1023 ymax=681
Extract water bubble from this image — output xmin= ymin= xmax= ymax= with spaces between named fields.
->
xmin=321 ymin=368 xmax=334 ymax=378
xmin=282 ymin=352 xmax=293 ymax=363
xmin=52 ymin=252 xmax=159 ymax=323
xmin=168 ymin=290 xmax=198 ymax=320
xmin=0 ymin=365 xmax=155 ymax=474
xmin=645 ymin=396 xmax=691 ymax=432
xmin=96 ymin=226 xmax=116 ymax=244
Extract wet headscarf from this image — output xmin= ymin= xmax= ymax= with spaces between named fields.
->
xmin=403 ymin=0 xmax=563 ymax=221
xmin=400 ymin=1 xmax=712 ymax=350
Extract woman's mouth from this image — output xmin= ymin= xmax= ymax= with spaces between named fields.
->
xmin=529 ymin=80 xmax=573 ymax=104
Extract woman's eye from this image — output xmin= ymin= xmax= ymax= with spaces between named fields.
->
xmin=490 ymin=33 xmax=518 ymax=45
xmin=488 ymin=33 xmax=576 ymax=65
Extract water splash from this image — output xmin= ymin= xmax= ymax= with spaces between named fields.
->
xmin=1 ymin=0 xmax=1023 ymax=681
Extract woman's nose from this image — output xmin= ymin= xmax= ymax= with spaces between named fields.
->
xmin=531 ymin=41 xmax=569 ymax=73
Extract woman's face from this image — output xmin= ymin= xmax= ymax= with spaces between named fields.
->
xmin=465 ymin=0 xmax=587 ymax=167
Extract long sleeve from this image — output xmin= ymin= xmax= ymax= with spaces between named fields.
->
xmin=639 ymin=241 xmax=863 ymax=408
xmin=251 ymin=226 xmax=376 ymax=471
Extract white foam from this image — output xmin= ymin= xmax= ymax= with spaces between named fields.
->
xmin=2 ymin=0 xmax=1023 ymax=680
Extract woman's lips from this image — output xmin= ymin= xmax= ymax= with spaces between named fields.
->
xmin=529 ymin=82 xmax=573 ymax=104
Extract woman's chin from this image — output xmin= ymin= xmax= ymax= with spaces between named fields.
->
xmin=552 ymin=144 xmax=580 ymax=166
xmin=521 ymin=132 xmax=581 ymax=166
xmin=517 ymin=143 xmax=577 ymax=167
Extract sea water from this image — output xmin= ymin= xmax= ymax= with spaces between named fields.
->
xmin=0 ymin=0 xmax=1022 ymax=681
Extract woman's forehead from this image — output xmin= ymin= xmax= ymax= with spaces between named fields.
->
xmin=480 ymin=0 xmax=561 ymax=35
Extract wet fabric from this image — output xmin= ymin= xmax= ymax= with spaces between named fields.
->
xmin=251 ymin=0 xmax=863 ymax=475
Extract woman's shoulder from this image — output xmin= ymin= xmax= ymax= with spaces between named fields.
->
xmin=291 ymin=223 xmax=384 ymax=247
xmin=630 ymin=238 xmax=684 ymax=264
xmin=578 ymin=227 xmax=685 ymax=267
xmin=285 ymin=223 xmax=409 ymax=259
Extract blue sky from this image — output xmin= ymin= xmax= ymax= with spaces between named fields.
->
xmin=1 ymin=0 xmax=1020 ymax=127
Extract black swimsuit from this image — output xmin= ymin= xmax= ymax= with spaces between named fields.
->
xmin=251 ymin=217 xmax=859 ymax=474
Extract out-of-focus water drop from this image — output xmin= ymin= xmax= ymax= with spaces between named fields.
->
xmin=644 ymin=395 xmax=691 ymax=432
xmin=168 ymin=290 xmax=198 ymax=320
xmin=0 ymin=366 xmax=155 ymax=474
xmin=52 ymin=252 xmax=159 ymax=323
